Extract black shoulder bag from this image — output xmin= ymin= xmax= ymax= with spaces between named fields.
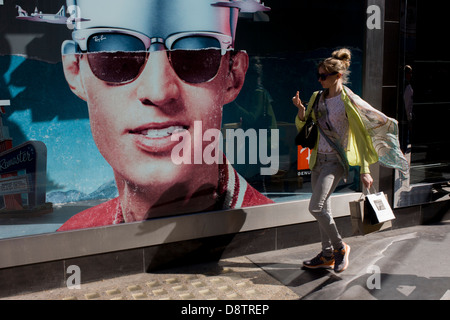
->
xmin=295 ymin=91 xmax=322 ymax=149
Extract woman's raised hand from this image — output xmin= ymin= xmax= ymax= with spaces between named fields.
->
xmin=292 ymin=91 xmax=306 ymax=121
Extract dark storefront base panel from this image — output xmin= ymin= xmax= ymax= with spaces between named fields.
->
xmin=1 ymin=200 xmax=449 ymax=298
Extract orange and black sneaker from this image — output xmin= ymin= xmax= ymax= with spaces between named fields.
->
xmin=303 ymin=252 xmax=335 ymax=269
xmin=334 ymin=243 xmax=351 ymax=273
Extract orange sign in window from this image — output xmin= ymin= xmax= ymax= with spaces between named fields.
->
xmin=297 ymin=146 xmax=311 ymax=173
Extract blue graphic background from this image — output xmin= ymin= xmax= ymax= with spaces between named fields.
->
xmin=1 ymin=55 xmax=116 ymax=203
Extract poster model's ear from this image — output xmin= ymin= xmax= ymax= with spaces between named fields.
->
xmin=223 ymin=50 xmax=249 ymax=104
xmin=61 ymin=40 xmax=87 ymax=101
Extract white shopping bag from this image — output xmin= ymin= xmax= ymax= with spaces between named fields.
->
xmin=365 ymin=190 xmax=396 ymax=224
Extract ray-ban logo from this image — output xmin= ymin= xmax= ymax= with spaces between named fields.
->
xmin=93 ymin=35 xmax=107 ymax=42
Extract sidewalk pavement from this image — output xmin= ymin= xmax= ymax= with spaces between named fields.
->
xmin=3 ymin=220 xmax=450 ymax=300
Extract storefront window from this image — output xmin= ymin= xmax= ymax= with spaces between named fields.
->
xmin=223 ymin=0 xmax=366 ymax=203
xmin=395 ymin=0 xmax=450 ymax=207
xmin=0 ymin=0 xmax=366 ymax=239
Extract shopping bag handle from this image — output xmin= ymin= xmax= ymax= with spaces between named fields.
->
xmin=364 ymin=186 xmax=378 ymax=195
xmin=359 ymin=186 xmax=378 ymax=200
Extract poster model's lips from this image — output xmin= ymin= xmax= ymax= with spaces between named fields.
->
xmin=130 ymin=122 xmax=188 ymax=138
xmin=133 ymin=126 xmax=186 ymax=138
xmin=129 ymin=122 xmax=189 ymax=154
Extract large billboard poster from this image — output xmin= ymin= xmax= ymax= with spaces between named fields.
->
xmin=0 ymin=0 xmax=365 ymax=239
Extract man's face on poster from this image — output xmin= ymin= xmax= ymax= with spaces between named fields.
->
xmin=62 ymin=0 xmax=249 ymax=192
xmin=64 ymin=51 xmax=247 ymax=189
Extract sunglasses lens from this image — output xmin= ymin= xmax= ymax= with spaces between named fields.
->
xmin=170 ymin=49 xmax=222 ymax=83
xmin=87 ymin=33 xmax=146 ymax=53
xmin=87 ymin=51 xmax=146 ymax=83
xmin=85 ymin=33 xmax=223 ymax=84
xmin=169 ymin=36 xmax=223 ymax=83
xmin=171 ymin=36 xmax=222 ymax=51
xmin=87 ymin=33 xmax=147 ymax=83
xmin=318 ymin=72 xmax=338 ymax=81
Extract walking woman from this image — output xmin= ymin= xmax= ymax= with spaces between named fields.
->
xmin=292 ymin=49 xmax=408 ymax=273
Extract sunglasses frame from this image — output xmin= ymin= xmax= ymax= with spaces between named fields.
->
xmin=71 ymin=28 xmax=233 ymax=84
xmin=317 ymin=71 xmax=339 ymax=81
xmin=72 ymin=28 xmax=233 ymax=55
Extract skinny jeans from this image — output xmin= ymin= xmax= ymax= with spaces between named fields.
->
xmin=309 ymin=153 xmax=345 ymax=257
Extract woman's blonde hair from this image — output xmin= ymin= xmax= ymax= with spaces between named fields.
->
xmin=318 ymin=48 xmax=352 ymax=84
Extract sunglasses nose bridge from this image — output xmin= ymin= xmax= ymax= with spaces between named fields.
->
xmin=140 ymin=50 xmax=176 ymax=81
xmin=148 ymin=38 xmax=166 ymax=52
xmin=135 ymin=51 xmax=181 ymax=103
